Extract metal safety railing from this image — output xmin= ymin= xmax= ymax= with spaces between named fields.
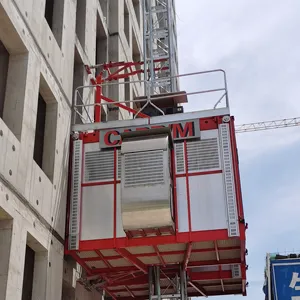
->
xmin=72 ymin=69 xmax=229 ymax=126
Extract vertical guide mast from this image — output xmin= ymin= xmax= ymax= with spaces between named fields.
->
xmin=142 ymin=0 xmax=179 ymax=96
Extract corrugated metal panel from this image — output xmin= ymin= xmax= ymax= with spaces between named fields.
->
xmin=114 ymin=292 xmax=130 ymax=297
xmin=123 ymin=150 xmax=165 ymax=187
xmin=194 ymin=280 xmax=220 ymax=286
xmin=131 ymin=291 xmax=149 ymax=296
xmin=204 ymin=286 xmax=223 ymax=292
xmin=127 ymin=284 xmax=148 ymax=289
xmin=192 ymin=241 xmax=214 ymax=250
xmin=126 ymin=246 xmax=156 ymax=254
xmin=223 ymin=278 xmax=242 ymax=284
xmin=85 ymin=260 xmax=107 ymax=269
xmin=219 ymin=124 xmax=239 ymax=237
xmin=189 ymin=251 xmax=216 ymax=262
xmin=175 ymin=142 xmax=185 ymax=173
xmin=84 ymin=150 xmax=114 ymax=182
xmin=217 ymin=239 xmax=240 ymax=248
xmin=138 ymin=256 xmax=160 ymax=264
xmin=99 ymin=249 xmax=119 ymax=256
xmin=77 ymin=251 xmax=97 ymax=258
xmin=163 ymin=254 xmax=184 ymax=263
xmin=187 ymin=138 xmax=220 ymax=171
xmin=69 ymin=140 xmax=82 ymax=250
xmin=108 ymin=258 xmax=133 ymax=267
xmin=158 ymin=243 xmax=186 ymax=252
xmin=219 ymin=249 xmax=241 ymax=260
xmin=225 ymin=284 xmax=242 ymax=291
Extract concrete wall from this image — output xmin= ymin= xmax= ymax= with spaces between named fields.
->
xmin=0 ymin=0 xmax=143 ymax=299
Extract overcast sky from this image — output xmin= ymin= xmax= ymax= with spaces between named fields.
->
xmin=175 ymin=1 xmax=300 ymax=299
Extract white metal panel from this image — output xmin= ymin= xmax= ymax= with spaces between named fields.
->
xmin=72 ymin=107 xmax=230 ymax=132
xmin=189 ymin=174 xmax=227 ymax=231
xmin=116 ymin=184 xmax=126 ymax=237
xmin=81 ymin=185 xmax=114 ymax=240
xmin=219 ymin=123 xmax=240 ymax=237
xmin=69 ymin=140 xmax=82 ymax=250
xmin=200 ymin=129 xmax=219 ymax=139
xmin=84 ymin=142 xmax=100 ymax=152
xmin=121 ymin=135 xmax=169 ymax=153
xmin=176 ymin=177 xmax=189 ymax=232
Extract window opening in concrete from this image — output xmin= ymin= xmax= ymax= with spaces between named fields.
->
xmin=22 ymin=233 xmax=48 ymax=300
xmin=0 ymin=40 xmax=9 ymax=119
xmin=0 ymin=209 xmax=13 ymax=300
xmin=124 ymin=71 xmax=130 ymax=108
xmin=76 ymin=0 xmax=87 ymax=47
xmin=34 ymin=93 xmax=46 ymax=169
xmin=44 ymin=0 xmax=64 ymax=47
xmin=99 ymin=0 xmax=108 ymax=22
xmin=96 ymin=12 xmax=107 ymax=70
xmin=0 ymin=40 xmax=28 ymax=140
xmin=22 ymin=245 xmax=35 ymax=300
xmin=73 ymin=48 xmax=84 ymax=124
xmin=0 ymin=7 xmax=29 ymax=140
xmin=124 ymin=3 xmax=130 ymax=45
xmin=132 ymin=32 xmax=142 ymax=81
xmin=33 ymin=75 xmax=58 ymax=181
xmin=133 ymin=0 xmax=141 ymax=25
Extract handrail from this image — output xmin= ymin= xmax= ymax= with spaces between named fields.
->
xmin=72 ymin=69 xmax=229 ymax=125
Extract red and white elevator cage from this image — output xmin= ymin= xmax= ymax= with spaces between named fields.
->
xmin=65 ymin=63 xmax=248 ymax=299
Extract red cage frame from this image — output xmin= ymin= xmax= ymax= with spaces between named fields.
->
xmin=66 ymin=62 xmax=248 ymax=298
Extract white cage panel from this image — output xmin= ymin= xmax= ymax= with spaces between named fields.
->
xmin=81 ymin=185 xmax=114 ymax=240
xmin=176 ymin=177 xmax=189 ymax=232
xmin=116 ymin=184 xmax=126 ymax=238
xmin=189 ymin=173 xmax=227 ymax=231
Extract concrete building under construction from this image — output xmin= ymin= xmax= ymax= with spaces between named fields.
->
xmin=0 ymin=0 xmax=250 ymax=300
xmin=0 ymin=0 xmax=166 ymax=299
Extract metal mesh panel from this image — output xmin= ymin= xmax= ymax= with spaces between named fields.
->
xmin=231 ymin=264 xmax=242 ymax=278
xmin=219 ymin=124 xmax=239 ymax=237
xmin=69 ymin=140 xmax=82 ymax=250
xmin=123 ymin=150 xmax=165 ymax=187
xmin=117 ymin=149 xmax=121 ymax=180
xmin=84 ymin=150 xmax=114 ymax=182
xmin=187 ymin=138 xmax=220 ymax=171
xmin=175 ymin=142 xmax=185 ymax=173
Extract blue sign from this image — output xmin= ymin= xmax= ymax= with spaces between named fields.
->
xmin=271 ymin=259 xmax=300 ymax=300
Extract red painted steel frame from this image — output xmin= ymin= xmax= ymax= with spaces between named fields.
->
xmin=85 ymin=59 xmax=170 ymax=122
xmin=67 ymin=113 xmax=247 ymax=298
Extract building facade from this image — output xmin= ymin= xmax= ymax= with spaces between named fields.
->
xmin=0 ymin=0 xmax=144 ymax=299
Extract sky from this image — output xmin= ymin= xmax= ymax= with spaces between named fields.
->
xmin=175 ymin=0 xmax=300 ymax=299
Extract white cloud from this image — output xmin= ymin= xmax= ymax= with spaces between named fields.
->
xmin=175 ymin=1 xmax=300 ymax=299
xmin=236 ymin=126 xmax=300 ymax=162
